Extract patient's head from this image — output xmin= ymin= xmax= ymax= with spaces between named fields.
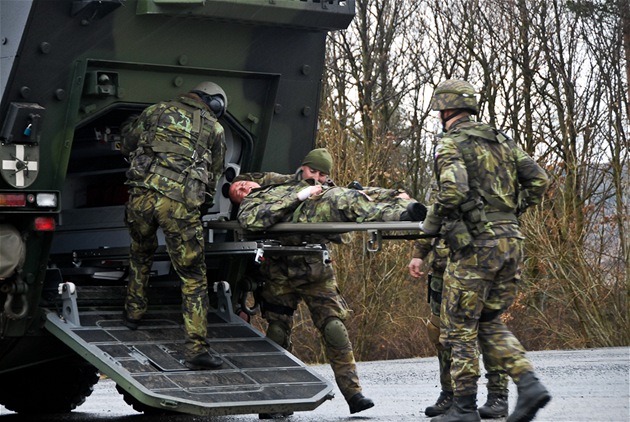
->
xmin=228 ymin=180 xmax=261 ymax=204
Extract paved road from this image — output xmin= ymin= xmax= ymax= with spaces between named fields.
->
xmin=1 ymin=347 xmax=628 ymax=421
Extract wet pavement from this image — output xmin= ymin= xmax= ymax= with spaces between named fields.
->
xmin=1 ymin=347 xmax=628 ymax=421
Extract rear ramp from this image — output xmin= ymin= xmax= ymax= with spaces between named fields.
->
xmin=44 ymin=283 xmax=334 ymax=416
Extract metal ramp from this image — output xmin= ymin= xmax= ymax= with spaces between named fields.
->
xmin=42 ymin=221 xmax=428 ymax=416
xmin=44 ymin=283 xmax=334 ymax=416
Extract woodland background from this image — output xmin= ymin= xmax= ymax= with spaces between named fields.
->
xmin=249 ymin=0 xmax=629 ymax=363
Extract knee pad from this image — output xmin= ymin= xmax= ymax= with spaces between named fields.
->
xmin=266 ymin=321 xmax=291 ymax=349
xmin=426 ymin=313 xmax=441 ymax=347
xmin=323 ymin=318 xmax=350 ymax=349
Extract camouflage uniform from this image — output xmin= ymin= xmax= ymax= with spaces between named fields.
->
xmin=122 ymin=93 xmax=226 ymax=359
xmin=237 ymin=179 xmax=417 ymax=231
xmin=424 ymin=116 xmax=549 ymax=400
xmin=413 ymin=236 xmax=509 ymax=414
xmin=233 ymin=171 xmax=405 ymax=403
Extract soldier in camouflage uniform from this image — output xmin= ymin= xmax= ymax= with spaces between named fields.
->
xmin=231 ymin=179 xmax=426 ymax=230
xmin=409 ymin=236 xmax=509 ymax=419
xmin=417 ymin=80 xmax=551 ymax=422
xmin=229 ymin=148 xmax=421 ymax=418
xmin=121 ymin=81 xmax=227 ymax=371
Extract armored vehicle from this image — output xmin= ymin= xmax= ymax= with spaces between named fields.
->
xmin=0 ymin=0 xmax=355 ymax=416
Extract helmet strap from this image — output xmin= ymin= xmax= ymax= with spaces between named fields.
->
xmin=441 ymin=109 xmax=468 ymax=131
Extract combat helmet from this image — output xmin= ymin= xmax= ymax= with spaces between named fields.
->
xmin=192 ymin=81 xmax=228 ymax=117
xmin=430 ymin=79 xmax=478 ymax=115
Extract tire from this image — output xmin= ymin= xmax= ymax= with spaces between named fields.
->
xmin=0 ymin=356 xmax=99 ymax=414
xmin=115 ymin=384 xmax=175 ymax=415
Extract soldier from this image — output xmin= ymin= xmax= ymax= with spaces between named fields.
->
xmin=230 ymin=148 xmax=401 ymax=419
xmin=121 ymin=81 xmax=227 ymax=371
xmin=409 ymin=237 xmax=510 ymax=419
xmin=230 ymin=179 xmax=427 ymax=228
xmin=417 ymin=79 xmax=551 ymax=422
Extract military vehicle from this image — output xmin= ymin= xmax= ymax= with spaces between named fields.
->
xmin=0 ymin=0 xmax=358 ymax=416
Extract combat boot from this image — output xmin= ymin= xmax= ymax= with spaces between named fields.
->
xmin=400 ymin=202 xmax=428 ymax=221
xmin=431 ymin=394 xmax=480 ymax=422
xmin=478 ymin=393 xmax=508 ymax=418
xmin=507 ymin=372 xmax=551 ymax=422
xmin=184 ymin=351 xmax=223 ymax=370
xmin=122 ymin=310 xmax=140 ymax=330
xmin=348 ymin=392 xmax=374 ymax=414
xmin=425 ymin=390 xmax=453 ymax=417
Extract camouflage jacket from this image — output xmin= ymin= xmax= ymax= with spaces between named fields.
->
xmin=411 ymin=236 xmax=449 ymax=274
xmin=236 ymin=179 xmax=406 ymax=229
xmin=122 ymin=94 xmax=226 ymax=210
xmin=237 ymin=179 xmax=314 ymax=230
xmin=412 ymin=182 xmax=439 ymax=259
xmin=234 ymin=171 xmax=349 ymax=244
xmin=412 ymin=236 xmax=434 ymax=260
xmin=428 ymin=118 xmax=549 ymax=239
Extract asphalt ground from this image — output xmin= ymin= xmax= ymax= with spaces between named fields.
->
xmin=1 ymin=347 xmax=628 ymax=421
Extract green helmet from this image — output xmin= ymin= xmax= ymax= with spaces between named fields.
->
xmin=430 ymin=79 xmax=478 ymax=115
xmin=192 ymin=81 xmax=228 ymax=111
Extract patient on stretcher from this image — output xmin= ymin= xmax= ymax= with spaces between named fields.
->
xmin=228 ymin=179 xmax=426 ymax=232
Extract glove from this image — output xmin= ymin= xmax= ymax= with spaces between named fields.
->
xmin=420 ymin=209 xmax=442 ymax=235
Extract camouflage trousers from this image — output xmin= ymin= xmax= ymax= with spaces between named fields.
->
xmin=260 ymin=252 xmax=362 ymax=401
xmin=125 ymin=189 xmax=209 ymax=358
xmin=440 ymin=237 xmax=534 ymax=396
xmin=428 ymin=274 xmax=508 ymax=395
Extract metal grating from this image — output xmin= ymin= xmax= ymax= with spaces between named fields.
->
xmin=45 ymin=308 xmax=333 ymax=416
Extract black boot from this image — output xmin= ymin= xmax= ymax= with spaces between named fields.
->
xmin=478 ymin=393 xmax=508 ymax=418
xmin=425 ymin=390 xmax=453 ymax=417
xmin=348 ymin=392 xmax=374 ymax=414
xmin=400 ymin=202 xmax=428 ymax=221
xmin=122 ymin=310 xmax=140 ymax=330
xmin=507 ymin=372 xmax=551 ymax=422
xmin=431 ymin=394 xmax=480 ymax=422
xmin=184 ymin=351 xmax=223 ymax=370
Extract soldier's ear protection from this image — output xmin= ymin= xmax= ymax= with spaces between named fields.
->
xmin=208 ymin=96 xmax=225 ymax=118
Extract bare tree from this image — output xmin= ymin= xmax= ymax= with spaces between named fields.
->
xmin=318 ymin=0 xmax=439 ymax=360
xmin=305 ymin=0 xmax=629 ymax=361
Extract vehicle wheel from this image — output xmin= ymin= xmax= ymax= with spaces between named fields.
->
xmin=115 ymin=384 xmax=175 ymax=415
xmin=0 ymin=357 xmax=99 ymax=414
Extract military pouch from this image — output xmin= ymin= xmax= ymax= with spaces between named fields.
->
xmin=516 ymin=190 xmax=530 ymax=216
xmin=126 ymin=150 xmax=152 ymax=180
xmin=443 ymin=219 xmax=472 ymax=251
xmin=182 ymin=166 xmax=209 ymax=210
xmin=460 ymin=198 xmax=487 ymax=237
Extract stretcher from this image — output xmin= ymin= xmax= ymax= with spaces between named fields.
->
xmin=204 ymin=219 xmax=433 ymax=256
xmin=51 ymin=220 xmax=431 ymax=281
